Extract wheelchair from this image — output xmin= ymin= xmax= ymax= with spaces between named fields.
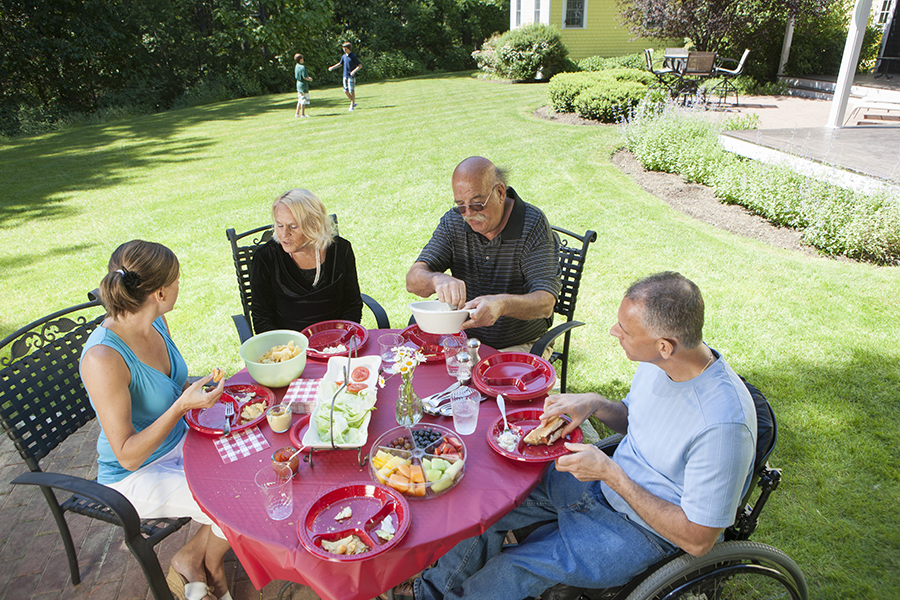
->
xmin=532 ymin=379 xmax=809 ymax=600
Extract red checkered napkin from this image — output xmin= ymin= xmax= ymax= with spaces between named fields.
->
xmin=213 ymin=427 xmax=270 ymax=463
xmin=281 ymin=378 xmax=321 ymax=414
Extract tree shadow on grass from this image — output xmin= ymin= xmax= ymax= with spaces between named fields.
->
xmin=0 ymin=94 xmax=292 ymax=228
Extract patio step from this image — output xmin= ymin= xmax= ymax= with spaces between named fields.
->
xmin=780 ymin=75 xmax=900 ymax=103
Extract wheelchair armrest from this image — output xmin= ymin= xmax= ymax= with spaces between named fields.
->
xmin=11 ymin=471 xmax=143 ymax=538
xmin=232 ymin=314 xmax=252 ymax=344
xmin=529 ymin=321 xmax=585 ymax=358
xmin=361 ymin=294 xmax=391 ymax=329
xmin=595 ymin=433 xmax=623 ymax=456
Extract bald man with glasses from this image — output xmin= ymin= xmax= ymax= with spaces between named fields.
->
xmin=406 ymin=156 xmax=561 ymax=352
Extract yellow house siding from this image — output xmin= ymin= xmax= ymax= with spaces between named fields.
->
xmin=546 ymin=0 xmax=681 ymax=60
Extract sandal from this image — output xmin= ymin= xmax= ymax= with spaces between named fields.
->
xmin=166 ymin=565 xmax=214 ymax=600
xmin=388 ymin=579 xmax=416 ymax=600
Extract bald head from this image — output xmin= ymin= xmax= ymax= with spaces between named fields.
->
xmin=452 ymin=156 xmax=507 ymax=189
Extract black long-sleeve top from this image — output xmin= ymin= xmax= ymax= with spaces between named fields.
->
xmin=249 ymin=237 xmax=363 ymax=333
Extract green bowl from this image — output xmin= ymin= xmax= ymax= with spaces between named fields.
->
xmin=239 ymin=330 xmax=309 ymax=388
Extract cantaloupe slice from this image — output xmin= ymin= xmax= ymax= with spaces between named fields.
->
xmin=387 ymin=473 xmax=409 ymax=493
xmin=410 ymin=465 xmax=425 ymax=484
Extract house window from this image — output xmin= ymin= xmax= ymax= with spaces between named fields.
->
xmin=876 ymin=0 xmax=894 ymax=25
xmin=516 ymin=0 xmax=522 ymax=27
xmin=534 ymin=0 xmax=541 ymax=24
xmin=563 ymin=0 xmax=586 ymax=28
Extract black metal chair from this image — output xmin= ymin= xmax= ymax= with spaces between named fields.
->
xmin=712 ymin=48 xmax=751 ymax=106
xmin=528 ymin=226 xmax=596 ymax=394
xmin=226 ymin=216 xmax=391 ymax=343
xmin=536 ymin=379 xmax=808 ymax=600
xmin=0 ymin=296 xmax=190 ymax=600
xmin=644 ymin=48 xmax=678 ymax=95
xmin=675 ymin=51 xmax=717 ymax=105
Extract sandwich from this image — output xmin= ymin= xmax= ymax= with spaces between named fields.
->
xmin=523 ymin=416 xmax=567 ymax=446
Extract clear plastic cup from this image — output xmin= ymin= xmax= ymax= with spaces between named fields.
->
xmin=442 ymin=335 xmax=466 ymax=378
xmin=379 ymin=333 xmax=405 ymax=370
xmin=255 ymin=464 xmax=293 ymax=520
xmin=451 ymin=387 xmax=479 ymax=435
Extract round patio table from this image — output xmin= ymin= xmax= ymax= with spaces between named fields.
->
xmin=183 ymin=330 xmax=549 ymax=600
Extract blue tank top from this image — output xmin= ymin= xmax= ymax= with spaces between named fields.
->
xmin=81 ymin=316 xmax=189 ymax=484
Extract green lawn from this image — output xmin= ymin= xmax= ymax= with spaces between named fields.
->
xmin=2 ymin=72 xmax=898 ymax=598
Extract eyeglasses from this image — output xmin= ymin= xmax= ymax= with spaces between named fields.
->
xmin=452 ymin=185 xmax=497 ymax=215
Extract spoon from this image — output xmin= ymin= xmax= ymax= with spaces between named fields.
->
xmin=497 ymin=394 xmax=510 ymax=435
xmin=495 ymin=394 xmax=521 ymax=437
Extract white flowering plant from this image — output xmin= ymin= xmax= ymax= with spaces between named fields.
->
xmin=378 ymin=344 xmax=426 ymax=388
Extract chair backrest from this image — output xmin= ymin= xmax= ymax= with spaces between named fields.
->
xmin=644 ymin=48 xmax=653 ymax=71
xmin=0 ymin=298 xmax=106 ymax=472
xmin=226 ymin=215 xmax=340 ymax=337
xmin=551 ymin=226 xmax=597 ymax=323
xmin=684 ymin=51 xmax=717 ymax=75
xmin=735 ymin=48 xmax=751 ymax=72
xmin=226 ymin=224 xmax=275 ymax=335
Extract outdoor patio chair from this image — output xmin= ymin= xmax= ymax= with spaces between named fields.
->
xmin=644 ymin=48 xmax=678 ymax=95
xmin=531 ymin=378 xmax=808 ymax=600
xmin=712 ymin=48 xmax=751 ymax=106
xmin=676 ymin=51 xmax=718 ymax=104
xmin=226 ymin=216 xmax=390 ymax=343
xmin=528 ymin=226 xmax=597 ymax=394
xmin=0 ymin=295 xmax=189 ymax=600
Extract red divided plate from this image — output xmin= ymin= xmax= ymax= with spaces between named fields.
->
xmin=185 ymin=384 xmax=275 ymax=436
xmin=300 ymin=320 xmax=368 ymax=360
xmin=486 ymin=408 xmax=583 ymax=462
xmin=472 ymin=352 xmax=556 ymax=401
xmin=288 ymin=414 xmax=312 ymax=450
xmin=398 ymin=325 xmax=467 ymax=363
xmin=298 ymin=482 xmax=410 ymax=562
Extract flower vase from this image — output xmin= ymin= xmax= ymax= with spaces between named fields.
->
xmin=395 ymin=372 xmax=423 ymax=426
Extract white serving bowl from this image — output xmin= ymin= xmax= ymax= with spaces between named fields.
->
xmin=408 ymin=301 xmax=472 ymax=335
xmin=239 ymin=329 xmax=309 ymax=388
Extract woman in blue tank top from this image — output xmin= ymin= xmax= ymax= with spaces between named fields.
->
xmin=81 ymin=240 xmax=232 ymax=600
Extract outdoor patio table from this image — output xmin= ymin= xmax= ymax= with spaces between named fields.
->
xmin=183 ymin=329 xmax=549 ymax=600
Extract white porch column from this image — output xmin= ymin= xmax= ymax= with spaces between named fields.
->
xmin=827 ymin=0 xmax=874 ymax=128
xmin=779 ymin=16 xmax=795 ymax=75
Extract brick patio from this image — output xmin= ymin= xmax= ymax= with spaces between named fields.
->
xmin=0 ymin=420 xmax=325 ymax=600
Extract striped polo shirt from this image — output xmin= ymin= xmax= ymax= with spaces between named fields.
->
xmin=416 ymin=187 xmax=561 ymax=349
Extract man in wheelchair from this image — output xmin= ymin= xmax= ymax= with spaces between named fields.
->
xmin=413 ymin=272 xmax=758 ymax=600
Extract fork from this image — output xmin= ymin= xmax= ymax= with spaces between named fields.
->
xmin=223 ymin=402 xmax=234 ymax=436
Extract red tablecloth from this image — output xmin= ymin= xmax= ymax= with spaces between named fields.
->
xmin=183 ymin=330 xmax=548 ymax=600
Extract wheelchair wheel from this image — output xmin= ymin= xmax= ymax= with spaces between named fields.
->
xmin=624 ymin=541 xmax=807 ymax=600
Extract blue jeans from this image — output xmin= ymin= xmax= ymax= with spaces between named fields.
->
xmin=417 ymin=465 xmax=677 ymax=600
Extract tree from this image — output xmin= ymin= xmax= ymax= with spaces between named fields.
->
xmin=617 ymin=0 xmax=826 ymax=53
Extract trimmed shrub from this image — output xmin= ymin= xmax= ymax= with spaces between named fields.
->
xmin=473 ymin=24 xmax=569 ymax=81
xmin=548 ymin=72 xmax=604 ymax=113
xmin=573 ymin=81 xmax=648 ymax=122
xmin=578 ymin=52 xmax=646 ymax=72
xmin=548 ymin=68 xmax=658 ymax=122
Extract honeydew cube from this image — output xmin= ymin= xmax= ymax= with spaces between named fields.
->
xmin=425 ymin=468 xmax=443 ymax=482
xmin=430 ymin=474 xmax=454 ymax=493
xmin=444 ymin=458 xmax=465 ymax=479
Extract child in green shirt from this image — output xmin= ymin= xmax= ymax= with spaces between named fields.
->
xmin=294 ymin=54 xmax=313 ymax=118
